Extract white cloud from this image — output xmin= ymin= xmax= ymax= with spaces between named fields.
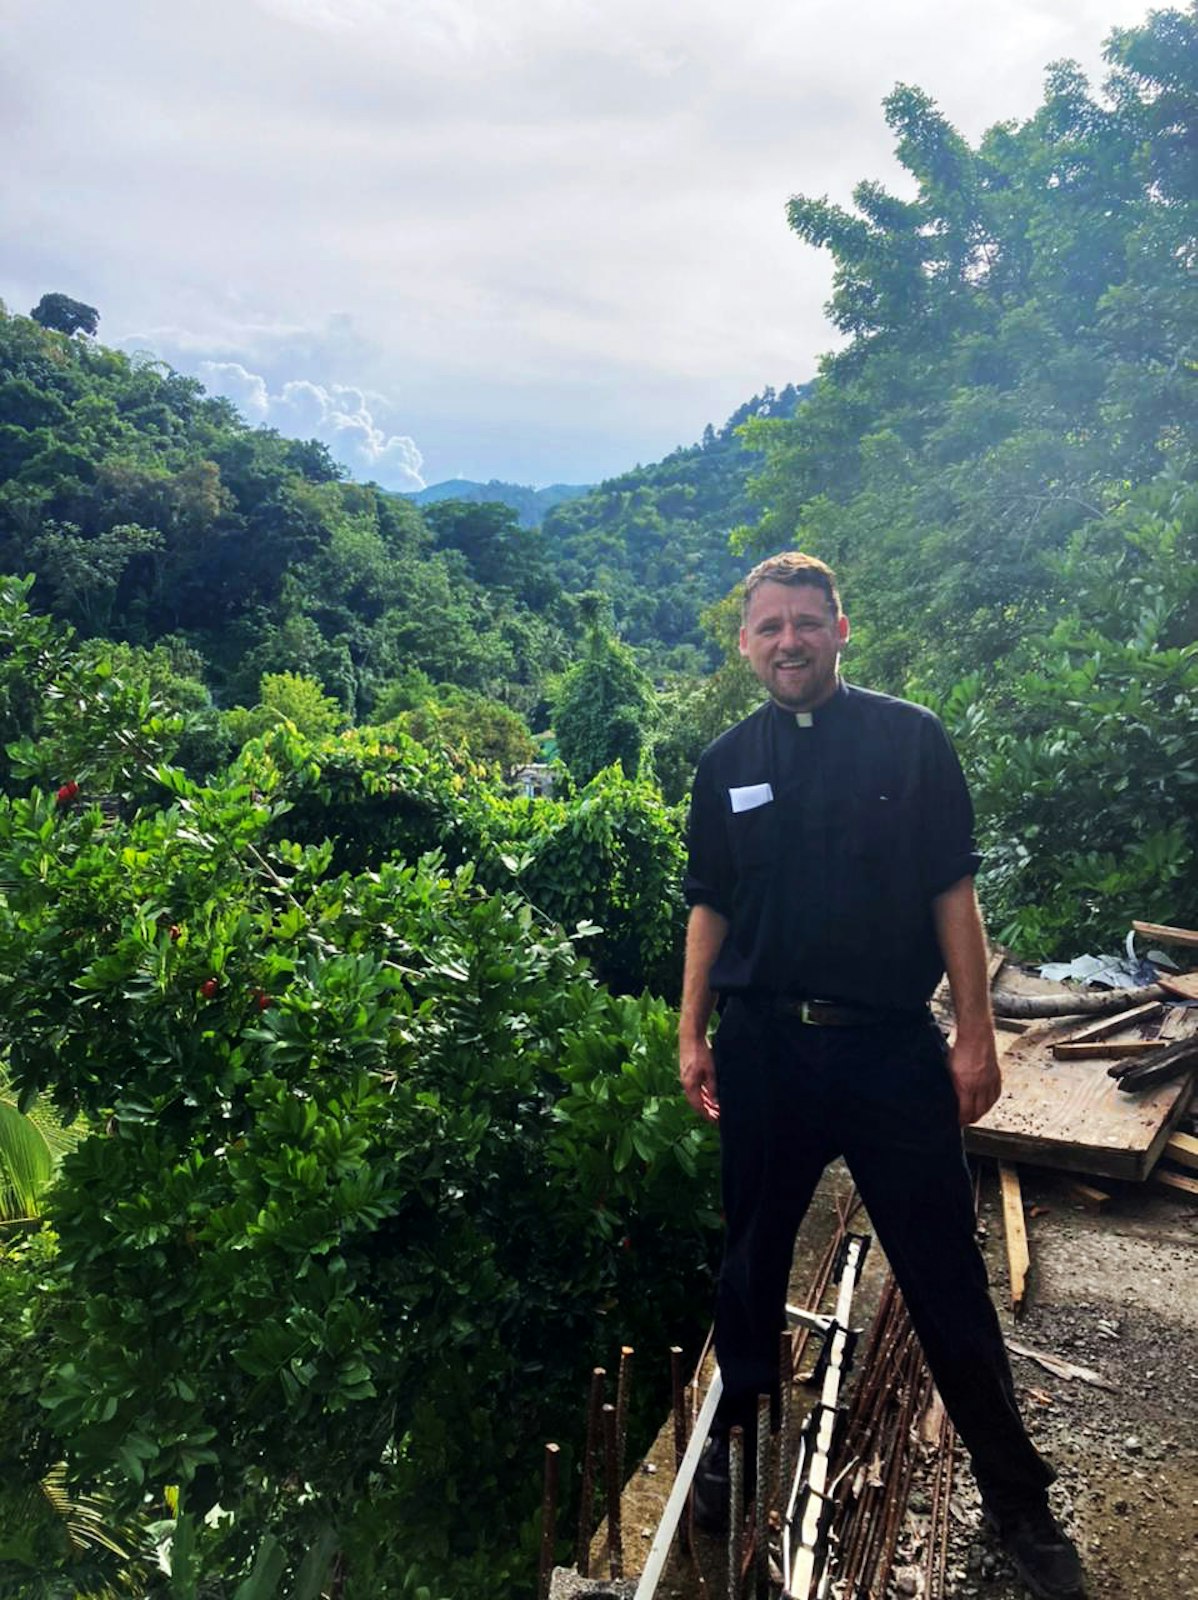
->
xmin=1 ymin=0 xmax=1160 ymax=484
xmin=198 ymin=362 xmax=425 ymax=490
xmin=200 ymin=361 xmax=270 ymax=419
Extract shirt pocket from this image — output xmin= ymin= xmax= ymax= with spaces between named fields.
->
xmin=728 ymin=796 xmax=777 ymax=872
xmin=855 ymin=791 xmax=901 ymax=863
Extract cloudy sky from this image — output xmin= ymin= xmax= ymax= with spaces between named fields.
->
xmin=2 ymin=0 xmax=1154 ymax=489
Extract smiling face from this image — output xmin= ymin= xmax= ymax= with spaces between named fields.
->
xmin=739 ymin=578 xmax=849 ymax=713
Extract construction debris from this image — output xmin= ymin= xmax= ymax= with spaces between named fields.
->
xmin=1164 ymin=1131 xmax=1198 ymax=1171
xmin=998 ymin=1162 xmax=1031 ymax=1315
xmin=1130 ymin=920 xmax=1198 ymax=949
xmin=1109 ymin=1032 xmax=1198 ymax=1092
xmin=966 ymin=1002 xmax=1197 ymax=1180
xmin=990 ymin=982 xmax=1166 ymax=1018
xmin=1004 ymin=1339 xmax=1118 ymax=1391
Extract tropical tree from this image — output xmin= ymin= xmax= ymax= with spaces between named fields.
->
xmin=552 ymin=596 xmax=656 ymax=784
xmin=29 ymin=293 xmax=99 ymax=337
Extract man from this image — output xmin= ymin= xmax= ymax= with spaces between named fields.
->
xmin=679 ymin=552 xmax=1083 ymax=1600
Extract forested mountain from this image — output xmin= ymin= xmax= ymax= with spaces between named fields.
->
xmin=540 ymin=384 xmax=807 ymax=667
xmin=407 ymin=476 xmax=590 ymax=527
xmin=0 ymin=312 xmax=572 ymax=731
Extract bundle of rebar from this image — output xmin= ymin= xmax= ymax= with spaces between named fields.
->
xmin=822 ymin=1272 xmax=956 ymax=1599
xmin=543 ymin=1178 xmax=964 ymax=1600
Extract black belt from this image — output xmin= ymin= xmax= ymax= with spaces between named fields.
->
xmin=773 ymin=996 xmax=926 ymax=1027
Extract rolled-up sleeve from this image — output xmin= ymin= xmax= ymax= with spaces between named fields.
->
xmin=683 ymin=755 xmax=733 ymax=917
xmin=920 ymin=716 xmax=983 ymax=897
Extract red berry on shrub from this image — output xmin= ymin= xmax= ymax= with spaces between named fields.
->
xmin=255 ymin=990 xmax=272 ymax=1011
xmin=201 ymin=978 xmax=219 ymax=999
xmin=55 ymin=781 xmax=79 ymax=805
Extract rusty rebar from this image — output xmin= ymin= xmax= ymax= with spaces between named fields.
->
xmin=669 ymin=1344 xmax=691 ymax=1557
xmin=924 ymin=1399 xmax=956 ymax=1600
xmin=755 ymin=1394 xmax=771 ymax=1598
xmin=831 ymin=1285 xmax=920 ymax=1595
xmin=603 ymin=1402 xmax=623 ymax=1579
xmin=670 ymin=1345 xmax=687 ymax=1472
xmin=615 ymin=1345 xmax=634 ymax=1489
xmin=778 ymin=1329 xmax=795 ymax=1513
xmin=538 ymin=1442 xmax=560 ymax=1600
xmin=729 ymin=1424 xmax=745 ymax=1600
xmin=575 ymin=1366 xmax=606 ymax=1574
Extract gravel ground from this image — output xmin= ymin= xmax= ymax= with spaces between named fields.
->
xmin=937 ymin=1164 xmax=1198 ymax=1600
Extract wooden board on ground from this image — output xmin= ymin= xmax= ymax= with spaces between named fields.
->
xmin=1132 ymin=920 xmax=1198 ymax=949
xmin=965 ymin=1007 xmax=1198 ymax=1180
xmin=1165 ymin=1131 xmax=1198 ymax=1172
xmin=1154 ymin=1168 xmax=1198 ymax=1199
xmin=998 ymin=1162 xmax=1030 ymax=1315
xmin=1159 ymin=971 xmax=1198 ymax=1001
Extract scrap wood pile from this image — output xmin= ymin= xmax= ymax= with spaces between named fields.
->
xmin=959 ymin=920 xmax=1198 ymax=1315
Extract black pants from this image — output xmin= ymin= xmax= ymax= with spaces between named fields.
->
xmin=712 ymin=996 xmax=1054 ymax=1515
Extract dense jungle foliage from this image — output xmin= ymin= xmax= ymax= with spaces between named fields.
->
xmin=738 ymin=5 xmax=1198 ymax=953
xmin=0 ymin=579 xmax=716 ymax=1598
xmin=0 ymin=6 xmax=1196 ymax=1596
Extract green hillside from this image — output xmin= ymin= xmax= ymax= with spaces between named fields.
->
xmin=540 ymin=384 xmax=807 ymax=667
xmin=406 ymin=476 xmax=591 ymax=527
xmin=0 ymin=311 xmax=572 ymax=732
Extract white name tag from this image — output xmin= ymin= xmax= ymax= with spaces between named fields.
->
xmin=729 ymin=782 xmax=773 ymax=813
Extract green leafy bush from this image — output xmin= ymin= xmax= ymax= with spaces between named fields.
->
xmin=0 ymin=715 xmax=717 ymax=1595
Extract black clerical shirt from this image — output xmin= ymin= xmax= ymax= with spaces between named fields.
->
xmin=683 ymin=681 xmax=981 ymax=1012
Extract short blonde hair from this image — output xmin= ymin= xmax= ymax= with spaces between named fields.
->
xmin=741 ymin=552 xmax=842 ymax=620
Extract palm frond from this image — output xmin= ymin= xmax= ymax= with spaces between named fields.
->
xmin=0 ymin=1096 xmax=54 ymax=1222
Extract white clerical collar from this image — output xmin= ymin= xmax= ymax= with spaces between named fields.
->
xmin=795 ymin=712 xmax=813 ymax=728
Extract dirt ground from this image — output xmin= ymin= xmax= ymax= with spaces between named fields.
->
xmin=606 ymin=1152 xmax=1198 ymax=1600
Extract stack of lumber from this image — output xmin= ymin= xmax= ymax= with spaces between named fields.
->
xmin=964 ymin=922 xmax=1198 ymax=1184
xmin=955 ymin=922 xmax=1198 ymax=1317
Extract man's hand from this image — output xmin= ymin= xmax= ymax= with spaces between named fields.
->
xmin=947 ymin=1032 xmax=1002 ymax=1126
xmin=678 ymin=905 xmax=728 ymax=1125
xmin=932 ymin=877 xmax=1002 ymax=1126
xmin=680 ymin=1037 xmax=720 ymax=1124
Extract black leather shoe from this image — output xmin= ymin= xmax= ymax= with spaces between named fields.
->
xmin=692 ymin=1430 xmax=759 ymax=1539
xmin=691 ymin=1434 xmax=731 ymax=1536
xmin=984 ymin=1502 xmax=1085 ymax=1599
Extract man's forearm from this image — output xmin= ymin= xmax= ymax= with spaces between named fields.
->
xmin=679 ymin=904 xmax=728 ymax=1045
xmin=932 ymin=875 xmax=995 ymax=1039
xmin=932 ymin=875 xmax=1001 ymax=1125
xmin=678 ymin=904 xmax=728 ymax=1123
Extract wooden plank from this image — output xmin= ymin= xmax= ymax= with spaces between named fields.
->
xmin=964 ymin=1008 xmax=1198 ymax=1180
xmin=998 ymin=1162 xmax=1030 ymax=1316
xmin=1006 ymin=1339 xmax=1117 ymax=1391
xmin=1054 ymin=1001 xmax=1163 ymax=1048
xmin=1154 ymin=1168 xmax=1198 ymax=1199
xmin=1132 ymin=920 xmax=1198 ymax=949
xmin=1164 ymin=1131 xmax=1198 ymax=1172
xmin=1112 ymin=1036 xmax=1198 ymax=1090
xmin=1053 ymin=1040 xmax=1160 ymax=1060
xmin=1064 ymin=1179 xmax=1111 ymax=1210
xmin=1159 ymin=971 xmax=1198 ymax=1001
